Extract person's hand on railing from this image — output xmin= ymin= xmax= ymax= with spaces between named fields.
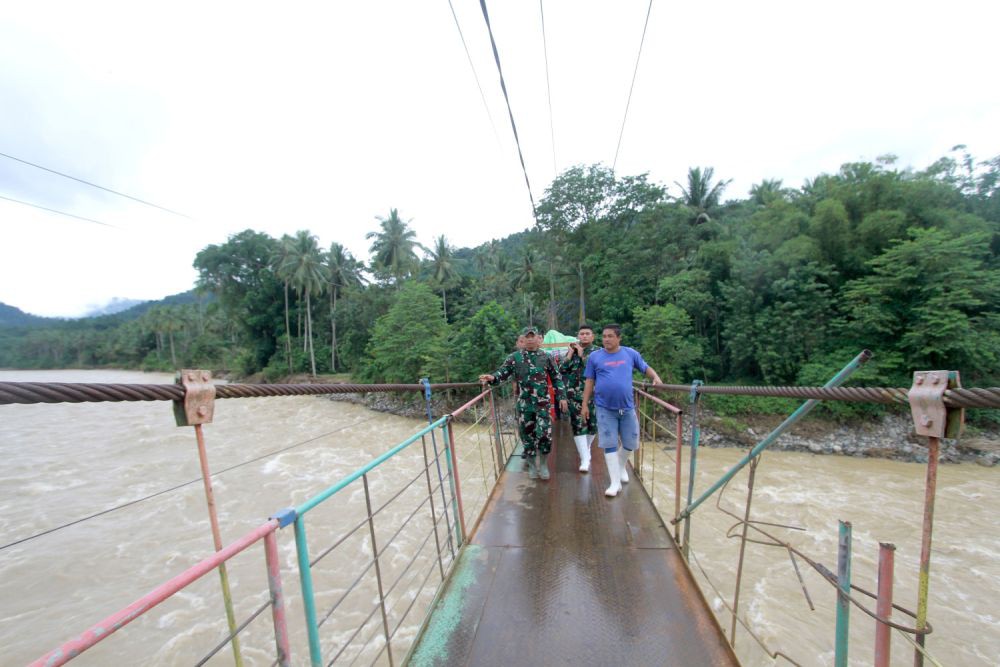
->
xmin=478 ymin=374 xmax=494 ymax=385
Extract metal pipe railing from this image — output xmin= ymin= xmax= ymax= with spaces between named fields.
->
xmin=18 ymin=378 xmax=510 ymax=667
xmin=673 ymin=350 xmax=873 ymax=525
xmin=29 ymin=519 xmax=287 ymax=667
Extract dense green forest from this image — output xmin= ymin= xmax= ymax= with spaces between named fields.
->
xmin=2 ymin=148 xmax=999 ymax=416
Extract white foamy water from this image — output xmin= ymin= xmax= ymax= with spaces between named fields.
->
xmin=1 ymin=370 xmax=997 ymax=666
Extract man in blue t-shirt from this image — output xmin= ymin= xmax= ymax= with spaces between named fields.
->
xmin=582 ymin=323 xmax=662 ymax=497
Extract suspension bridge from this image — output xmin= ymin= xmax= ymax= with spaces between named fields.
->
xmin=2 ymin=352 xmax=997 ymax=666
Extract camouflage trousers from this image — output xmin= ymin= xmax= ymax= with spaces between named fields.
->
xmin=568 ymin=397 xmax=597 ymax=437
xmin=517 ymin=398 xmax=553 ymax=456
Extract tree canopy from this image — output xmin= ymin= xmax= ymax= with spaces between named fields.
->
xmin=4 ymin=148 xmax=999 ymax=427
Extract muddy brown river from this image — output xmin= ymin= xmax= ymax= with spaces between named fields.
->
xmin=1 ymin=370 xmax=996 ymax=666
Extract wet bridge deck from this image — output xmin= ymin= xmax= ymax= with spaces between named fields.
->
xmin=407 ymin=423 xmax=740 ymax=666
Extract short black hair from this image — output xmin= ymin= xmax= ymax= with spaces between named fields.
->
xmin=602 ymin=323 xmax=622 ymax=337
xmin=578 ymin=324 xmax=595 ymax=334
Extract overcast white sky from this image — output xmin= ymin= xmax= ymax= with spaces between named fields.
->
xmin=1 ymin=0 xmax=997 ymax=317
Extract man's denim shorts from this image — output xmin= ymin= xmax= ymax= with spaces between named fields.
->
xmin=596 ymin=405 xmax=639 ymax=453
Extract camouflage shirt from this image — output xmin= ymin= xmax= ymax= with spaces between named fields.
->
xmin=559 ymin=344 xmax=600 ymax=401
xmin=489 ymin=349 xmax=567 ymax=406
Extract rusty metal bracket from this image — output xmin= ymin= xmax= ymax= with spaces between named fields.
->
xmin=173 ymin=369 xmax=216 ymax=426
xmin=908 ymin=371 xmax=963 ymax=439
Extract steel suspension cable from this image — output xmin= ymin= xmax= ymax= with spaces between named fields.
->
xmin=539 ymin=0 xmax=557 ymax=176
xmin=478 ymin=0 xmax=539 ymax=216
xmin=0 ymin=381 xmax=479 ymax=405
xmin=446 ymin=0 xmax=501 ymax=143
xmin=0 ymin=150 xmax=193 ymax=219
xmin=0 ymin=193 xmax=119 ymax=228
xmin=612 ymin=0 xmax=654 ymax=171
xmin=3 ymin=379 xmax=998 ymax=407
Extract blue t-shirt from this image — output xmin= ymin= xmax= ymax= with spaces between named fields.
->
xmin=584 ymin=346 xmax=648 ymax=410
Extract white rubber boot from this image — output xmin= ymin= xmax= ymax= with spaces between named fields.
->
xmin=526 ymin=454 xmax=539 ymax=479
xmin=604 ymin=450 xmax=622 ymax=497
xmin=574 ymin=435 xmax=591 ymax=473
xmin=619 ymin=447 xmax=631 ymax=484
xmin=538 ymin=453 xmax=551 ymax=480
xmin=586 ymin=434 xmax=596 ymax=448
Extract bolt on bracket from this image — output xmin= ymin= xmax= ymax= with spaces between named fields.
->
xmin=908 ymin=370 xmax=964 ymax=439
xmin=173 ymin=369 xmax=216 ymax=426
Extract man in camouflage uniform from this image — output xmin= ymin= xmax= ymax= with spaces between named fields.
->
xmin=479 ymin=326 xmax=568 ymax=480
xmin=560 ymin=324 xmax=599 ymax=472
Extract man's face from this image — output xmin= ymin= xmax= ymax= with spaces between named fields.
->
xmin=578 ymin=328 xmax=594 ymax=346
xmin=523 ymin=332 xmax=540 ymax=351
xmin=602 ymin=328 xmax=621 ymax=350
xmin=516 ymin=335 xmax=526 ymax=350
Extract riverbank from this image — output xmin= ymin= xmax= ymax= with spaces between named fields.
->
xmin=322 ymin=386 xmax=1000 ymax=467
xmin=231 ymin=372 xmax=1000 ymax=467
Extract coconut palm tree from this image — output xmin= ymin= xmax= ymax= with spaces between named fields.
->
xmin=511 ymin=248 xmax=537 ymax=323
xmin=366 ymin=208 xmax=422 ymax=287
xmin=425 ymin=235 xmax=457 ymax=320
xmin=326 ymin=242 xmax=363 ymax=372
xmin=749 ymin=178 xmax=786 ymax=206
xmin=272 ymin=235 xmax=296 ymax=373
xmin=282 ymin=231 xmax=326 ymax=376
xmin=674 ymin=166 xmax=731 ymax=224
xmin=511 ymin=247 xmax=537 ymax=291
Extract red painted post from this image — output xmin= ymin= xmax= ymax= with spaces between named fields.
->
xmin=264 ymin=529 xmax=291 ymax=667
xmin=875 ymin=542 xmax=895 ymax=667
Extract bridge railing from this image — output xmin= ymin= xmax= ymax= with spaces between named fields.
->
xmin=4 ymin=376 xmax=512 ymax=667
xmin=631 ymin=353 xmax=999 ymax=667
xmin=28 ymin=517 xmax=290 ymax=667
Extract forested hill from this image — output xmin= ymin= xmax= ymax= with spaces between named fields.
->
xmin=0 ymin=291 xmax=206 ymax=368
xmin=2 ymin=150 xmax=998 ymax=424
xmin=0 ymin=303 xmax=63 ymax=328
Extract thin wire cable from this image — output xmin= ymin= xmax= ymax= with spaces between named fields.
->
xmin=0 ymin=193 xmax=119 ymax=228
xmin=612 ymin=0 xmax=654 ymax=171
xmin=446 ymin=0 xmax=501 ymax=144
xmin=539 ymin=0 xmax=557 ymax=176
xmin=479 ymin=0 xmax=539 ymax=218
xmin=0 ymin=415 xmax=378 ymax=552
xmin=0 ymin=151 xmax=193 ymax=219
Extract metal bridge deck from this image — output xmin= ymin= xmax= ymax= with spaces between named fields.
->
xmin=407 ymin=422 xmax=740 ymax=666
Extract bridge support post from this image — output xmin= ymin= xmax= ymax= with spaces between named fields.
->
xmin=174 ymin=370 xmax=243 ymax=667
xmin=907 ymin=370 xmax=963 ymax=667
xmin=421 ymin=379 xmax=455 ymax=558
xmin=682 ymin=380 xmax=702 ymax=561
xmin=487 ymin=387 xmax=505 ymax=478
xmin=834 ymin=520 xmax=852 ymax=667
xmin=729 ymin=456 xmax=760 ymax=646
xmin=874 ymin=542 xmax=895 ymax=667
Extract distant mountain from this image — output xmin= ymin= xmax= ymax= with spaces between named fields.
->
xmin=81 ymin=298 xmax=147 ymax=318
xmin=0 ymin=303 xmax=65 ymax=328
xmin=0 ymin=290 xmax=210 ymax=329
